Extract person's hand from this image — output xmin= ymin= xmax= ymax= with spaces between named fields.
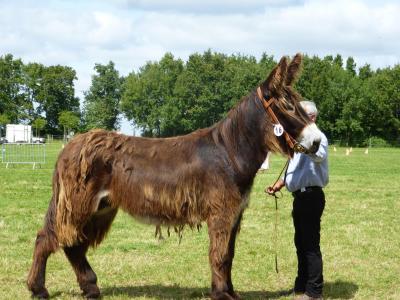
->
xmin=265 ymin=179 xmax=284 ymax=195
xmin=266 ymin=186 xmax=277 ymax=195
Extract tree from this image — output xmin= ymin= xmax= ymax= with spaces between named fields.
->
xmin=122 ymin=51 xmax=276 ymax=137
xmin=359 ymin=63 xmax=373 ymax=80
xmin=173 ymin=51 xmax=230 ymax=132
xmin=24 ymin=64 xmax=80 ymax=134
xmin=23 ymin=62 xmax=44 ymax=121
xmin=359 ymin=66 xmax=400 ymax=143
xmin=323 ymin=55 xmax=334 ymax=64
xmin=296 ymin=55 xmax=363 ymax=143
xmin=119 ymin=51 xmax=400 ymax=144
xmin=0 ymin=114 xmax=10 ymax=137
xmin=121 ymin=53 xmax=184 ymax=136
xmin=58 ymin=111 xmax=80 ymax=139
xmin=0 ymin=54 xmax=32 ymax=123
xmin=346 ymin=57 xmax=356 ymax=76
xmin=333 ymin=54 xmax=343 ymax=68
xmin=32 ymin=118 xmax=47 ymax=137
xmin=83 ymin=61 xmax=123 ymax=131
xmin=172 ymin=51 xmax=265 ymax=134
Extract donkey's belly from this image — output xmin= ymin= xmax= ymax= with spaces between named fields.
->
xmin=112 ymin=183 xmax=206 ymax=227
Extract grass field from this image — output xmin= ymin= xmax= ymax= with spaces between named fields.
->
xmin=0 ymin=142 xmax=399 ymax=299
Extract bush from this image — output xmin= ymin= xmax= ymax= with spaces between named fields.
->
xmin=365 ymin=136 xmax=391 ymax=148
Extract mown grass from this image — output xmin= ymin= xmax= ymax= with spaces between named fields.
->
xmin=0 ymin=143 xmax=399 ymax=299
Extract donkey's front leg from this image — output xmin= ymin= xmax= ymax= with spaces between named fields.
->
xmin=226 ymin=213 xmax=243 ymax=299
xmin=207 ymin=211 xmax=242 ymax=300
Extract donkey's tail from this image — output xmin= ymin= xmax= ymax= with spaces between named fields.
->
xmin=53 ymin=130 xmax=114 ymax=247
xmin=52 ymin=155 xmax=91 ymax=247
xmin=54 ymin=176 xmax=80 ymax=246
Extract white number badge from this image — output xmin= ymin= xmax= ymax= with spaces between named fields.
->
xmin=273 ymin=124 xmax=284 ymax=136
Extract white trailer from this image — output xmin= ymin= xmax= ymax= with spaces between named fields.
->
xmin=5 ymin=124 xmax=32 ymax=143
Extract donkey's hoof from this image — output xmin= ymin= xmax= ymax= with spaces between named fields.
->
xmin=211 ymin=291 xmax=236 ymax=300
xmin=29 ymin=287 xmax=49 ymax=299
xmin=81 ymin=284 xmax=100 ymax=299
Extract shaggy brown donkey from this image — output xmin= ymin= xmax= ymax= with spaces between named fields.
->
xmin=27 ymin=53 xmax=322 ymax=299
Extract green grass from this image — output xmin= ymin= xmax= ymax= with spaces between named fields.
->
xmin=0 ymin=143 xmax=399 ymax=299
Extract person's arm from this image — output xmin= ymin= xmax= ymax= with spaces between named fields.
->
xmin=266 ymin=179 xmax=285 ymax=195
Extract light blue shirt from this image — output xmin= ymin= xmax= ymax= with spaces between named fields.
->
xmin=284 ymin=132 xmax=329 ymax=192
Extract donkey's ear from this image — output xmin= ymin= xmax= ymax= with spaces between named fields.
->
xmin=261 ymin=56 xmax=288 ymax=96
xmin=285 ymin=53 xmax=302 ymax=86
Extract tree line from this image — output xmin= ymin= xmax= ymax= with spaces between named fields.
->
xmin=0 ymin=54 xmax=121 ymax=137
xmin=1 ymin=51 xmax=399 ymax=146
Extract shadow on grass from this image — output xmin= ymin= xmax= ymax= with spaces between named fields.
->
xmin=101 ymin=285 xmax=291 ymax=299
xmin=324 ymin=280 xmax=359 ymax=299
xmin=101 ymin=280 xmax=358 ymax=299
xmin=102 ymin=285 xmax=206 ymax=299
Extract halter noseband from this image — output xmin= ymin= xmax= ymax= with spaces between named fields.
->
xmin=256 ymin=87 xmax=307 ymax=153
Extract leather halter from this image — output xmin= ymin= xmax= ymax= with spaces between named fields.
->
xmin=256 ymin=87 xmax=307 ymax=153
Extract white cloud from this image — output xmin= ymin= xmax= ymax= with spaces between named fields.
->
xmin=108 ymin=0 xmax=304 ymax=14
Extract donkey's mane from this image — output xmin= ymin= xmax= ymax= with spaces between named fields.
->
xmin=212 ymin=91 xmax=283 ymax=173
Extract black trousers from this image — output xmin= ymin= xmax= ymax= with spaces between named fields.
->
xmin=292 ymin=187 xmax=325 ymax=297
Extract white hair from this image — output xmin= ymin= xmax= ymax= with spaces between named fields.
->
xmin=300 ymin=100 xmax=318 ymax=116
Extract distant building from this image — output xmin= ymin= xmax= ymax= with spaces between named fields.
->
xmin=5 ymin=124 xmax=32 ymax=143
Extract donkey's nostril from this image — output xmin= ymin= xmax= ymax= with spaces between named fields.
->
xmin=309 ymin=140 xmax=320 ymax=153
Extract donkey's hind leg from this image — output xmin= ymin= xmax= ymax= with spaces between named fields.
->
xmin=63 ymin=242 xmax=100 ymax=298
xmin=64 ymin=201 xmax=117 ymax=298
xmin=27 ymin=227 xmax=59 ymax=299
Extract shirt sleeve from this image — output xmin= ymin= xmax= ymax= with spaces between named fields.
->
xmin=307 ymin=134 xmax=328 ymax=163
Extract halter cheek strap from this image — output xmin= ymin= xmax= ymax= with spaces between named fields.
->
xmin=256 ymin=87 xmax=307 ymax=153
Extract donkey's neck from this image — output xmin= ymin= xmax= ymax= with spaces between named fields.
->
xmin=212 ymin=93 xmax=269 ymax=190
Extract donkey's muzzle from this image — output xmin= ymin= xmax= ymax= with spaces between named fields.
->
xmin=294 ymin=139 xmax=320 ymax=154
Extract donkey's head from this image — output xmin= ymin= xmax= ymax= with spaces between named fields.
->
xmin=258 ymin=53 xmax=322 ymax=156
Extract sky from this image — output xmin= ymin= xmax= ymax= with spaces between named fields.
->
xmin=1 ymin=0 xmax=399 ymax=134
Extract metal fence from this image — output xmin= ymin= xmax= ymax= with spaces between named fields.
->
xmin=1 ymin=143 xmax=46 ymax=169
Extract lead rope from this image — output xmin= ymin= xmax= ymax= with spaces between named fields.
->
xmin=265 ymin=158 xmax=290 ymax=273
xmin=273 ymin=193 xmax=279 ymax=273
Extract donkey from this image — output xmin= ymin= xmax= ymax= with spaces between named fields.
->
xmin=27 ymin=53 xmax=322 ymax=299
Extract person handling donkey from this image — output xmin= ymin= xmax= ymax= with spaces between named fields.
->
xmin=268 ymin=100 xmax=329 ymax=300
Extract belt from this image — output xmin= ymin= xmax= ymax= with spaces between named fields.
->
xmin=292 ymin=186 xmax=322 ymax=197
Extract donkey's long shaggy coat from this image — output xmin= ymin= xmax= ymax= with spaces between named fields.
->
xmin=27 ymin=54 xmax=319 ymax=300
